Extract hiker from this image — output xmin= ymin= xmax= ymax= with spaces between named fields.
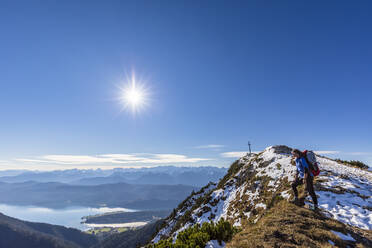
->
xmin=291 ymin=149 xmax=318 ymax=209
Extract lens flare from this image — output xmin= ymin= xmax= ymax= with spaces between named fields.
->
xmin=125 ymin=87 xmax=143 ymax=107
xmin=118 ymin=72 xmax=149 ymax=114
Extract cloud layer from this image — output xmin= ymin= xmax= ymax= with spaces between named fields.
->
xmin=16 ymin=153 xmax=212 ymax=165
xmin=220 ymin=151 xmax=248 ymax=158
xmin=4 ymin=149 xmax=369 ymax=171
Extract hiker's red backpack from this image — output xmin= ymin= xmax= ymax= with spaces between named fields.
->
xmin=302 ymin=150 xmax=320 ymax=176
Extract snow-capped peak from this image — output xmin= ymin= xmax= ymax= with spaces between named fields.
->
xmin=151 ymin=145 xmax=372 ymax=245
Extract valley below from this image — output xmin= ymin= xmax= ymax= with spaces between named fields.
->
xmin=0 ymin=166 xmax=225 ymax=246
xmin=0 ymin=204 xmax=143 ymax=230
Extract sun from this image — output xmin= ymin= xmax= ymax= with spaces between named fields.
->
xmin=124 ymin=83 xmax=144 ymax=107
xmin=118 ymin=72 xmax=149 ymax=114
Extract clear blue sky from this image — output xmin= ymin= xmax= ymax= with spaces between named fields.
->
xmin=0 ymin=0 xmax=371 ymax=170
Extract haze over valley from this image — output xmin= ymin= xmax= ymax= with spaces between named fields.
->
xmin=0 ymin=166 xmax=226 ymax=232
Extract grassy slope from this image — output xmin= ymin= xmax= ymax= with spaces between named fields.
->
xmin=226 ymin=201 xmax=372 ymax=248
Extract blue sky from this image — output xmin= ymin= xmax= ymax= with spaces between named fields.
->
xmin=0 ymin=0 xmax=371 ymax=170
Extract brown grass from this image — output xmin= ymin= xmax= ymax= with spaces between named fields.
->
xmin=226 ymin=201 xmax=372 ymax=248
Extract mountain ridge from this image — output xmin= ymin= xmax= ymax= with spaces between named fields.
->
xmin=0 ymin=166 xmax=227 ymax=187
xmin=149 ymin=145 xmax=372 ymax=247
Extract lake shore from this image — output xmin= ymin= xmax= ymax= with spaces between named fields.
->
xmin=84 ymin=221 xmax=148 ymax=229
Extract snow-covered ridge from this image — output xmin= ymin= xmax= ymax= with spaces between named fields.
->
xmin=151 ymin=145 xmax=372 ymax=245
xmin=152 ymin=182 xmax=217 ymax=243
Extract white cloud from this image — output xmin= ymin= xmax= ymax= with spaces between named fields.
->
xmin=0 ymin=163 xmax=156 ymax=171
xmin=16 ymin=159 xmax=54 ymax=164
xmin=314 ymin=150 xmax=340 ymax=155
xmin=194 ymin=144 xmax=225 ymax=149
xmin=15 ymin=153 xmax=212 ymax=166
xmin=220 ymin=151 xmax=248 ymax=158
xmin=100 ymin=154 xmax=146 ymax=160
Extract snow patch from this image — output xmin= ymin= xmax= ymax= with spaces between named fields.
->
xmin=255 ymin=203 xmax=267 ymax=209
xmin=316 ymin=169 xmax=372 ymax=230
xmin=205 ymin=240 xmax=225 ymax=248
xmin=328 ymin=240 xmax=335 ymax=246
xmin=152 ymin=183 xmax=217 ymax=243
xmin=280 ymin=190 xmax=291 ymax=199
xmin=193 ymin=183 xmax=239 ymax=225
xmin=331 ymin=230 xmax=356 ymax=241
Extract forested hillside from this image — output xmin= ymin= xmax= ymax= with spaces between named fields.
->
xmin=0 ymin=213 xmax=98 ymax=248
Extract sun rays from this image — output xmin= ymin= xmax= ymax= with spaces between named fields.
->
xmin=117 ymin=72 xmax=150 ymax=115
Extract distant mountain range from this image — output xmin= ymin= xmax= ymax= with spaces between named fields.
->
xmin=0 ymin=166 xmax=227 ymax=187
xmin=0 ymin=181 xmax=198 ymax=210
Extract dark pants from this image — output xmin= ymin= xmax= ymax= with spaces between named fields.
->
xmin=291 ymin=176 xmax=318 ymax=205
